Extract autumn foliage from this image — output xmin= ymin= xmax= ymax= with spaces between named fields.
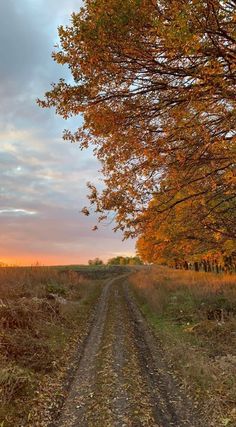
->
xmin=39 ymin=0 xmax=236 ymax=263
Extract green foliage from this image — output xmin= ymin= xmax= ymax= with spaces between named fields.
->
xmin=45 ymin=282 xmax=66 ymax=296
xmin=88 ymin=258 xmax=104 ymax=266
xmin=107 ymin=256 xmax=143 ymax=265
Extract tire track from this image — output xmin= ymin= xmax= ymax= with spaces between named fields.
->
xmin=123 ymin=281 xmax=205 ymax=427
xmin=50 ymin=276 xmax=207 ymax=427
xmin=54 ymin=278 xmax=112 ymax=427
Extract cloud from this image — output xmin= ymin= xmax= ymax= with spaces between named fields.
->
xmin=0 ymin=209 xmax=37 ymax=216
xmin=0 ymin=0 xmax=136 ymax=265
xmin=0 ymin=0 xmax=83 ymax=129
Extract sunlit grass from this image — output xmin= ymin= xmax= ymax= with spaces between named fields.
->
xmin=130 ymin=266 xmax=236 ymax=425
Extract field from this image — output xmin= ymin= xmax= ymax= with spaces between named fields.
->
xmin=130 ymin=267 xmax=236 ymax=426
xmin=0 ymin=266 xmax=106 ymax=426
xmin=0 ymin=265 xmax=236 ymax=426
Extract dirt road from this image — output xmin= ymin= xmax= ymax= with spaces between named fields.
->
xmin=51 ymin=276 xmax=205 ymax=427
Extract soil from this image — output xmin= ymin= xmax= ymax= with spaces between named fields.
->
xmin=49 ymin=276 xmax=207 ymax=427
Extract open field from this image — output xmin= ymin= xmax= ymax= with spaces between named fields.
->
xmin=0 ymin=265 xmax=235 ymax=426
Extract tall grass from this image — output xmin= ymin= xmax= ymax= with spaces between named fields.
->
xmin=132 ymin=266 xmax=236 ymax=321
xmin=130 ymin=266 xmax=236 ymax=426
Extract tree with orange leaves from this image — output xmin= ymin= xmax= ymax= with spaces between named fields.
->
xmin=39 ymin=0 xmax=236 ymax=252
xmin=136 ymin=190 xmax=236 ymax=269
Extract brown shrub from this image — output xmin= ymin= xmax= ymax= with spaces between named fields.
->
xmin=0 ymin=364 xmax=34 ymax=405
xmin=1 ymin=331 xmax=55 ymax=373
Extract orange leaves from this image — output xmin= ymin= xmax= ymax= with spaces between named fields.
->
xmin=39 ymin=0 xmax=236 ymax=256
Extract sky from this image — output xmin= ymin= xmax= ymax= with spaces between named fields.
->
xmin=0 ymin=0 xmax=135 ymax=265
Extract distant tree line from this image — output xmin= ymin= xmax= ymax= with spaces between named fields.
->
xmin=88 ymin=256 xmax=143 ymax=266
xmin=88 ymin=258 xmax=104 ymax=266
xmin=173 ymin=256 xmax=236 ymax=274
xmin=107 ymin=256 xmax=143 ymax=266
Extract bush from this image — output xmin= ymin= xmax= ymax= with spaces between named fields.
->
xmin=1 ymin=331 xmax=55 ymax=373
xmin=45 ymin=282 xmax=66 ymax=297
xmin=0 ymin=364 xmax=34 ymax=405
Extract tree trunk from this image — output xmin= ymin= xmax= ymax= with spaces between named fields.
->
xmin=184 ymin=261 xmax=189 ymax=270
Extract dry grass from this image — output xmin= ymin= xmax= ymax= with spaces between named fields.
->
xmin=130 ymin=266 xmax=236 ymax=426
xmin=0 ymin=266 xmax=103 ymax=427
